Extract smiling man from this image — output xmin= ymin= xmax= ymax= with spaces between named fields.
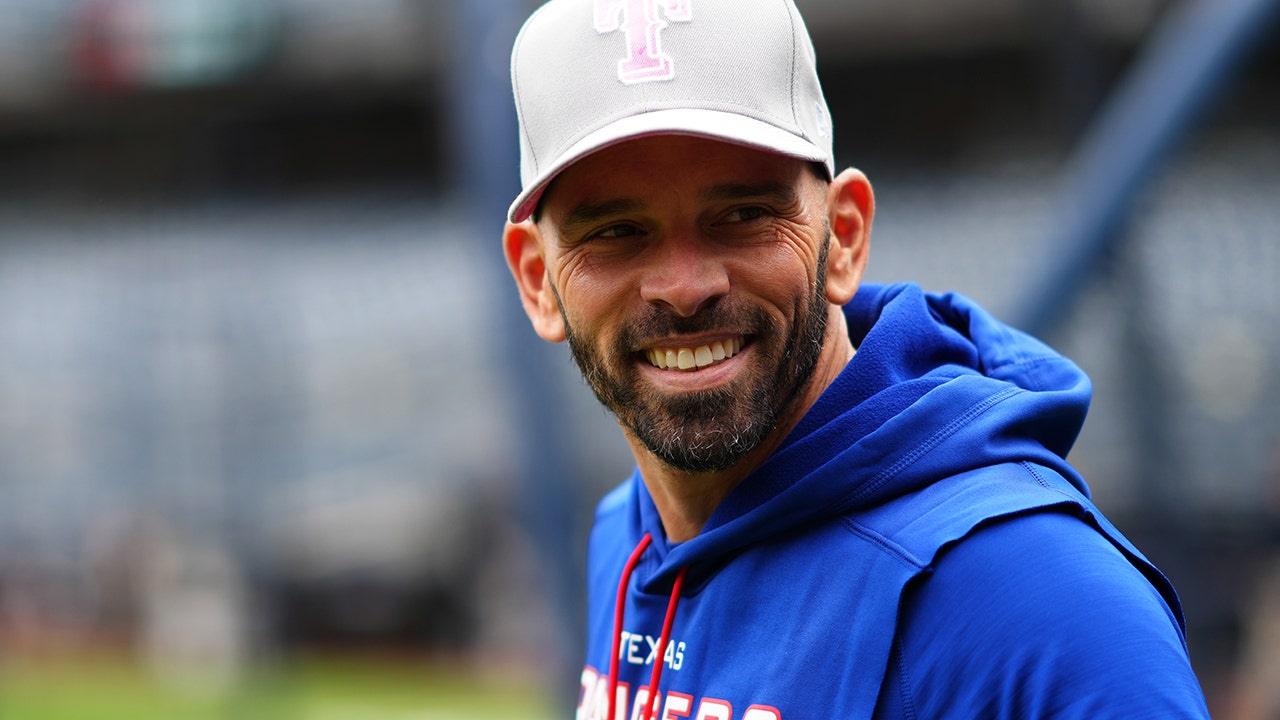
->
xmin=515 ymin=134 xmax=866 ymax=543
xmin=501 ymin=1 xmax=1210 ymax=718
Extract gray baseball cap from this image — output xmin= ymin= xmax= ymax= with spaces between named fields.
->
xmin=508 ymin=0 xmax=835 ymax=223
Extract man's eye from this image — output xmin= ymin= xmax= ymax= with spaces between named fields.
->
xmin=593 ymin=223 xmax=641 ymax=240
xmin=723 ymin=206 xmax=766 ymax=223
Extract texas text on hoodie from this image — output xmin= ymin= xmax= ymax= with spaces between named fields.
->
xmin=577 ymin=283 xmax=1210 ymax=719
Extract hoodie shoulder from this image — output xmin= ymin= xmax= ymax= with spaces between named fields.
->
xmin=854 ymin=461 xmax=1204 ymax=717
xmin=881 ymin=510 xmax=1208 ymax=718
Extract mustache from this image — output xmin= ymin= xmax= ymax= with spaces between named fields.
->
xmin=618 ymin=301 xmax=766 ymax=350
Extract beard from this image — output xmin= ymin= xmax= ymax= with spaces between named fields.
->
xmin=556 ymin=244 xmax=830 ymax=474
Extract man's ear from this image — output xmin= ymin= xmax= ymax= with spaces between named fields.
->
xmin=503 ymin=220 xmax=567 ymax=343
xmin=824 ymin=167 xmax=874 ymax=306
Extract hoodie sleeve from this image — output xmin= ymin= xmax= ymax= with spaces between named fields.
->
xmin=877 ymin=510 xmax=1211 ymax=719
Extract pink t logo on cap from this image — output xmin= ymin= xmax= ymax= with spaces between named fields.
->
xmin=594 ymin=0 xmax=692 ymax=84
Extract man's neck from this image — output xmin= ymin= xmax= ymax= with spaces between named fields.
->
xmin=632 ymin=438 xmax=775 ymax=543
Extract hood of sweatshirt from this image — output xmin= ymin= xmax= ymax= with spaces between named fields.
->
xmin=631 ymin=282 xmax=1094 ymax=593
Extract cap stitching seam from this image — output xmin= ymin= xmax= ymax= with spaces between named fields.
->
xmin=784 ymin=0 xmax=800 ymax=135
xmin=512 ymin=11 xmax=541 ymax=175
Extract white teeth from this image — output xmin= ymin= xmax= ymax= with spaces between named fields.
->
xmin=645 ymin=337 xmax=744 ymax=372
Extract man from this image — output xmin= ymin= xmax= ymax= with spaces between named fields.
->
xmin=501 ymin=0 xmax=1211 ymax=718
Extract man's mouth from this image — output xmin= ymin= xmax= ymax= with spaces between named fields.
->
xmin=644 ymin=336 xmax=744 ymax=372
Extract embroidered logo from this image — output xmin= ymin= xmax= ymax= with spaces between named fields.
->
xmin=594 ymin=0 xmax=692 ymax=85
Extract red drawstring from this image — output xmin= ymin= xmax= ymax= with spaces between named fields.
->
xmin=606 ymin=532 xmax=690 ymax=720
xmin=608 ymin=534 xmax=651 ymax=720
xmin=642 ymin=564 xmax=689 ymax=720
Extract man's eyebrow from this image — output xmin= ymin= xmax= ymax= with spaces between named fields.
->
xmin=702 ymin=181 xmax=798 ymax=205
xmin=559 ymin=198 xmax=646 ymax=235
xmin=555 ymin=181 xmax=797 ymax=235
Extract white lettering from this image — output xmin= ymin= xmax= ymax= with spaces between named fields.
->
xmin=645 ymin=634 xmax=661 ymax=665
xmin=664 ymin=640 xmax=685 ymax=670
xmin=743 ymin=706 xmax=781 ymax=720
xmin=613 ymin=682 xmax=632 ymax=720
xmin=626 ymin=632 xmax=645 ymax=665
xmin=631 ymin=687 xmax=654 ymax=720
xmin=578 ymin=667 xmax=600 ymax=720
xmin=620 ymin=633 xmax=687 ymax=668
xmin=693 ymin=699 xmax=733 ymax=720
xmin=578 ymin=669 xmax=778 ymax=720
xmin=662 ymin=691 xmax=693 ymax=719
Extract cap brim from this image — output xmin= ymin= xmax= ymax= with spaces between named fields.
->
xmin=508 ymin=108 xmax=831 ymax=223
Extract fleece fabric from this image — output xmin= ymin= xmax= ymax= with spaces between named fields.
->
xmin=577 ymin=283 xmax=1209 ymax=719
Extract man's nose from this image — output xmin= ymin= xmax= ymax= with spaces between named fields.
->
xmin=638 ymin=235 xmax=730 ymax=318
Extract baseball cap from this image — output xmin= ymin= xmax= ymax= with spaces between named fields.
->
xmin=507 ymin=0 xmax=835 ymax=223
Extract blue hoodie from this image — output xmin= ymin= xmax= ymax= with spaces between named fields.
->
xmin=577 ymin=283 xmax=1209 ymax=719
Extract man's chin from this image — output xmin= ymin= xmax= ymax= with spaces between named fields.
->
xmin=624 ymin=403 xmax=767 ymax=474
xmin=644 ymin=433 xmax=757 ymax=474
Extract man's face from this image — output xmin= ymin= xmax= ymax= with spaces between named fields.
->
xmin=536 ymin=136 xmax=837 ymax=473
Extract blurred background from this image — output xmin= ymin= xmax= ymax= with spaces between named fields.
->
xmin=0 ymin=0 xmax=1276 ymax=717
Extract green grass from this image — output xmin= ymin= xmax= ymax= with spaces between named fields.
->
xmin=0 ymin=653 xmax=557 ymax=720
